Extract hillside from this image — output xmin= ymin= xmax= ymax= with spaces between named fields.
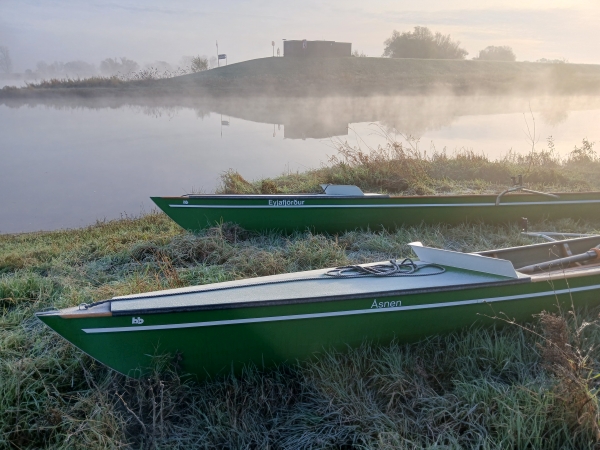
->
xmin=162 ymin=57 xmax=600 ymax=96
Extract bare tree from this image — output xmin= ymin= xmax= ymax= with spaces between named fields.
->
xmin=190 ymin=56 xmax=209 ymax=72
xmin=0 ymin=46 xmax=12 ymax=74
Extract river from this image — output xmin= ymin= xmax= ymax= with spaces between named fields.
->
xmin=1 ymin=94 xmax=599 ymax=233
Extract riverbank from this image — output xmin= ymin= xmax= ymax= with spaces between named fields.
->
xmin=217 ymin=137 xmax=600 ymax=195
xmin=2 ymin=57 xmax=600 ymax=99
xmin=3 ymin=143 xmax=600 ymax=447
xmin=2 ymin=212 xmax=600 ymax=448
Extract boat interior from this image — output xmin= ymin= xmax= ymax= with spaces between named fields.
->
xmin=477 ymin=234 xmax=600 ymax=279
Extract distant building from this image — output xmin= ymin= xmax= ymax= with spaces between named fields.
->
xmin=283 ymin=40 xmax=351 ymax=57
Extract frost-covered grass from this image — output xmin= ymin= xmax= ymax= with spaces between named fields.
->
xmin=2 ymin=212 xmax=600 ymax=448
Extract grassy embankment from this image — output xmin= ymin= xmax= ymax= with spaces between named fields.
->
xmin=219 ymin=136 xmax=600 ymax=195
xmin=2 ymin=57 xmax=600 ymax=98
xmin=3 ymin=141 xmax=600 ymax=448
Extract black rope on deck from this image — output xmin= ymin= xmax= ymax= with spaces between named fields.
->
xmin=325 ymin=258 xmax=445 ymax=278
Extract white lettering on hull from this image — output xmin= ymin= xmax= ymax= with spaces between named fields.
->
xmin=268 ymin=199 xmax=305 ymax=207
xmin=371 ymin=299 xmax=402 ymax=309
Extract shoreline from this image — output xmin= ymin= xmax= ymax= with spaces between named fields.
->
xmin=3 ymin=57 xmax=600 ymax=99
xmin=3 ymin=140 xmax=600 ymax=236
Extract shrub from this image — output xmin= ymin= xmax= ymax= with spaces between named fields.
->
xmin=474 ymin=45 xmax=516 ymax=62
xmin=567 ymin=139 xmax=597 ymax=165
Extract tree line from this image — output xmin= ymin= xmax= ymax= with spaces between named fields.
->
xmin=27 ymin=56 xmax=215 ymax=79
xmin=0 ymin=49 xmax=215 ymax=79
xmin=383 ymin=26 xmax=516 ymax=61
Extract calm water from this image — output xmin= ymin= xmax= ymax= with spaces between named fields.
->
xmin=1 ymin=95 xmax=600 ymax=234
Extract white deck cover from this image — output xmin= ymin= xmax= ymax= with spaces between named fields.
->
xmin=109 ymin=259 xmax=517 ymax=313
xmin=408 ymin=242 xmax=519 ymax=279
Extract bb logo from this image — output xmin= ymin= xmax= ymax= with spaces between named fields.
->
xmin=132 ymin=317 xmax=144 ymax=324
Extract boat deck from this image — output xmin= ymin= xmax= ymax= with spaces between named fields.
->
xmin=105 ymin=263 xmax=520 ymax=314
xmin=52 ymin=236 xmax=600 ymax=318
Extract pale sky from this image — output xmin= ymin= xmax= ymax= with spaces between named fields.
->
xmin=1 ymin=0 xmax=598 ymax=71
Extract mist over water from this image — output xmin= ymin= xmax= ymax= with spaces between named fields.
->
xmin=0 ymin=79 xmax=28 ymax=89
xmin=1 ymin=94 xmax=600 ymax=234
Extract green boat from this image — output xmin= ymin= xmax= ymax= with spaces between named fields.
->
xmin=37 ymin=234 xmax=600 ymax=379
xmin=151 ymin=184 xmax=600 ymax=233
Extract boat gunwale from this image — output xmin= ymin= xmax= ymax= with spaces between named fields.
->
xmin=165 ymin=194 xmax=389 ymax=200
xmin=84 ymin=280 xmax=600 ymax=336
xmin=529 ymin=264 xmax=600 ymax=281
xmin=101 ymin=264 xmax=600 ymax=317
xmin=158 ymin=191 xmax=600 ymax=201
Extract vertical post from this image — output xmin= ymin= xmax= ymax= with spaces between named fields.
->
xmin=272 ymin=41 xmax=275 ymax=57
xmin=216 ymin=41 xmax=219 ymax=67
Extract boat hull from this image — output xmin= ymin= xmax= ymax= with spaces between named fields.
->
xmin=151 ymin=192 xmax=600 ymax=233
xmin=37 ymin=272 xmax=600 ymax=379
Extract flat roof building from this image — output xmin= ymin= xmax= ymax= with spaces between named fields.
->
xmin=283 ymin=40 xmax=351 ymax=57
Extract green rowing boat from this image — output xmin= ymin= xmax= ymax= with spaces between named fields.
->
xmin=37 ymin=234 xmax=600 ymax=379
xmin=151 ymin=185 xmax=600 ymax=233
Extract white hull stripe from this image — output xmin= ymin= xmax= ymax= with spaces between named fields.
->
xmin=169 ymin=200 xmax=600 ymax=209
xmin=82 ymin=284 xmax=600 ymax=334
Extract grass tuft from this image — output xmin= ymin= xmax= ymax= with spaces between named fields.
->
xmin=537 ymin=311 xmax=600 ymax=439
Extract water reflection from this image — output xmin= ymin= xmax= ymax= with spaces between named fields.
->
xmin=1 ymin=94 xmax=600 ymax=233
xmin=4 ymin=94 xmax=600 ymax=140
